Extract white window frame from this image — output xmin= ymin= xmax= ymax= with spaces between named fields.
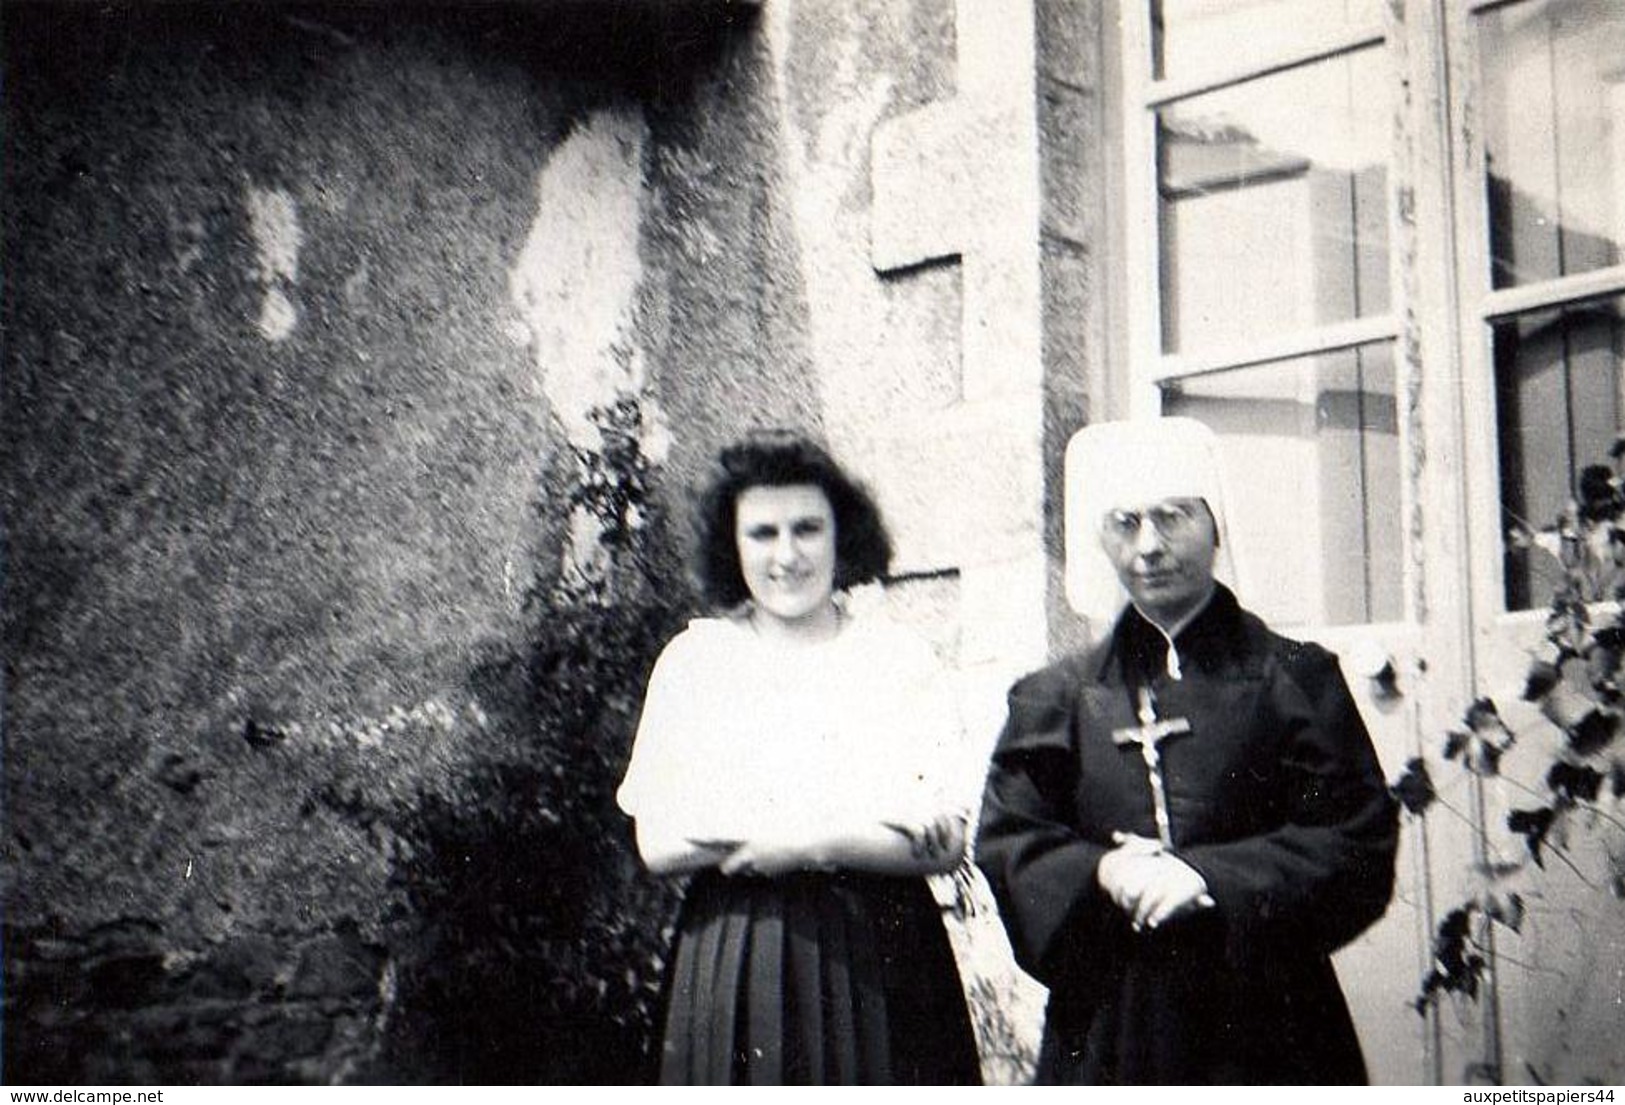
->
xmin=1116 ymin=2 xmax=1422 ymax=639
xmin=1115 ymin=0 xmax=1625 ymax=1085
xmin=1448 ymin=0 xmax=1625 ymax=649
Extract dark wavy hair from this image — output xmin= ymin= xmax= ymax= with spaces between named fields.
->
xmin=694 ymin=430 xmax=894 ymax=609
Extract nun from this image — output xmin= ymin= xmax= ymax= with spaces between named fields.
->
xmin=975 ymin=417 xmax=1399 ymax=1084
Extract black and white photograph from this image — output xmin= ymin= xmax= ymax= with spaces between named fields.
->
xmin=2 ymin=0 xmax=1622 ymax=1088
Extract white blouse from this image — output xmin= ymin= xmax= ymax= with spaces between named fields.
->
xmin=617 ymin=611 xmax=968 ymax=848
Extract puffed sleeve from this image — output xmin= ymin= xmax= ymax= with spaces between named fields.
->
xmin=616 ymin=626 xmax=733 ymax=847
xmin=975 ymin=662 xmax=1122 ymax=988
xmin=615 ymin=634 xmax=682 ymax=823
xmin=1176 ymin=645 xmax=1399 ymax=968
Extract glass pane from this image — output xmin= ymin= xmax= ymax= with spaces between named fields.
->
xmin=1153 ymin=0 xmax=1384 ymax=81
xmin=1162 ymin=343 xmax=1403 ymax=627
xmin=1496 ymin=296 xmax=1625 ymax=611
xmin=1480 ymin=0 xmax=1625 ymax=290
xmin=1158 ymin=47 xmax=1390 ymax=355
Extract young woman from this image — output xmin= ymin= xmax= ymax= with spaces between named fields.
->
xmin=617 ymin=431 xmax=982 ymax=1085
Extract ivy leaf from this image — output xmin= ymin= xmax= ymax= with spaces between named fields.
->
xmin=1547 ymin=761 xmax=1604 ymax=803
xmin=1547 ymin=604 xmax=1580 ymax=644
xmin=1485 ymin=891 xmax=1525 ymax=933
xmin=1569 ymin=709 xmax=1619 ymax=757
xmin=1443 ymin=729 xmax=1469 ymax=762
xmin=1420 ymin=904 xmax=1487 ymax=1006
xmin=1464 ymin=697 xmax=1503 ymax=731
xmin=1434 ymin=905 xmax=1475 ymax=962
xmin=1578 ymin=465 xmax=1619 ymax=521
xmin=1391 ymin=758 xmax=1437 ymax=816
xmin=1611 ymin=760 xmax=1625 ymax=800
xmin=1588 ymin=644 xmax=1624 ymax=691
xmin=1610 ymin=435 xmax=1625 ymax=460
xmin=1593 ymin=841 xmax=1625 ymax=899
xmin=1522 ymin=660 xmax=1562 ymax=702
xmin=1476 ymin=737 xmax=1507 ymax=776
xmin=1507 ymin=806 xmax=1556 ymax=867
xmin=1594 ymin=625 xmax=1625 ymax=650
xmin=1463 ymin=698 xmax=1516 ymax=774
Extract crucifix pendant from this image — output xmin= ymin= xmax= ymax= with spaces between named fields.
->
xmin=1111 ymin=686 xmax=1193 ymax=848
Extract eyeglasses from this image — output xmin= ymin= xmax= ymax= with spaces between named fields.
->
xmin=1101 ymin=500 xmax=1205 ymax=541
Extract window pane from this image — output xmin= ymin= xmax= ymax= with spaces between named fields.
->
xmin=1158 ymin=47 xmax=1390 ymax=355
xmin=1480 ymin=0 xmax=1625 ymax=290
xmin=1497 ymin=297 xmax=1625 ymax=611
xmin=1161 ymin=343 xmax=1403 ymax=627
xmin=1152 ymin=0 xmax=1384 ymax=82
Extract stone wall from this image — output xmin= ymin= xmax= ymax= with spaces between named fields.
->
xmin=1 ymin=1 xmax=765 ymax=1083
xmin=3 ymin=0 xmax=1076 ymax=1084
xmin=10 ymin=919 xmax=383 ymax=1084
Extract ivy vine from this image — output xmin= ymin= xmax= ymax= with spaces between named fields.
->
xmin=1395 ymin=448 xmax=1625 ymax=1033
xmin=374 ymin=389 xmax=690 ymax=1082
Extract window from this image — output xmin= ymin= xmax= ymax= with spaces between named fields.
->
xmin=1164 ymin=346 xmax=1402 ymax=625
xmin=1122 ymin=0 xmax=1403 ymax=628
xmin=1123 ymin=0 xmax=1625 ymax=623
xmin=1474 ymin=0 xmax=1625 ymax=610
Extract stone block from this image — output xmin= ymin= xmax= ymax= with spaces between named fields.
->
xmin=6 ymin=951 xmax=93 ymax=1019
xmin=874 ymin=573 xmax=961 ymax=663
xmin=871 ymin=259 xmax=964 ymax=416
xmin=958 ymin=554 xmax=1050 ymax=671
xmin=85 ymin=952 xmax=169 ymax=1010
xmin=165 ymin=1059 xmax=229 ymax=1085
xmin=1040 ymin=236 xmax=1097 ymax=398
xmin=958 ymin=1 xmax=1037 ymax=106
xmin=287 ymin=928 xmax=383 ymax=1000
xmin=178 ymin=934 xmax=282 ymax=1001
xmin=227 ymin=1052 xmax=301 ymax=1087
xmin=872 ymin=100 xmax=1035 ymax=272
xmin=847 ymin=399 xmax=1044 ymax=576
xmin=83 ymin=918 xmax=166 ymax=957
xmin=961 ymin=251 xmax=1045 ymax=400
xmin=22 ymin=992 xmax=94 ymax=1032
xmin=131 ymin=1003 xmax=243 ymax=1061
xmin=20 ymin=935 xmax=91 ymax=962
xmin=247 ymin=1010 xmax=336 ymax=1061
xmin=1036 ymin=0 xmax=1102 ymax=90
xmin=871 ymin=99 xmax=971 ymax=272
xmin=1038 ymin=78 xmax=1095 ymax=244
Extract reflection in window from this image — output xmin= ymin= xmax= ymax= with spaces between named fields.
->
xmin=1162 ymin=343 xmax=1402 ymax=627
xmin=1158 ymin=47 xmax=1389 ymax=355
xmin=1151 ymin=0 xmax=1383 ymax=82
xmin=1480 ymin=0 xmax=1625 ymax=290
xmin=1497 ymin=297 xmax=1625 ymax=611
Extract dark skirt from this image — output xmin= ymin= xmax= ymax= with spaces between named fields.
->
xmin=658 ymin=869 xmax=983 ymax=1085
xmin=1035 ymin=918 xmax=1370 ymax=1085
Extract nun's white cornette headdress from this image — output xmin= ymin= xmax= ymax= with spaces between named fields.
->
xmin=1064 ymin=417 xmax=1244 ymax=631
